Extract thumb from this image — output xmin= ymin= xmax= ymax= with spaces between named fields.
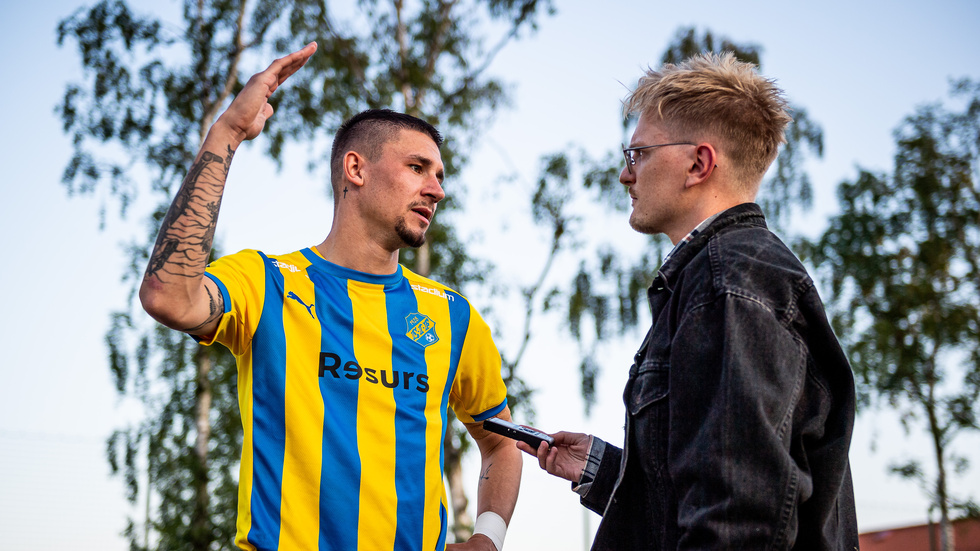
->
xmin=244 ymin=103 xmax=275 ymax=141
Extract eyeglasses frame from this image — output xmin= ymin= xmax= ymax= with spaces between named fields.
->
xmin=622 ymin=142 xmax=696 ymax=174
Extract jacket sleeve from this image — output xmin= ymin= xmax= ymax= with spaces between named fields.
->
xmin=579 ymin=437 xmax=622 ymax=516
xmin=668 ymin=293 xmax=808 ymax=549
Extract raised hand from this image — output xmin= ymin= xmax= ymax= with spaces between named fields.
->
xmin=216 ymin=41 xmax=318 ymax=144
xmin=140 ymin=43 xmax=318 ymax=335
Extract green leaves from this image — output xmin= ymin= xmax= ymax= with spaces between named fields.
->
xmin=804 ymin=79 xmax=980 ymax=532
xmin=661 ymin=26 xmax=762 ymax=68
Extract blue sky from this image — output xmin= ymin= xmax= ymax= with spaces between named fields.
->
xmin=1 ymin=1 xmax=978 ymax=549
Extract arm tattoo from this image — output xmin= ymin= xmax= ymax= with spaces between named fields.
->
xmin=479 ymin=463 xmax=493 ymax=488
xmin=180 ymin=284 xmax=226 ymax=333
xmin=145 ymin=145 xmax=235 ymax=283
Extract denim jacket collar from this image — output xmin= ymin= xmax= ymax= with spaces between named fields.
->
xmin=656 ymin=202 xmax=768 ymax=287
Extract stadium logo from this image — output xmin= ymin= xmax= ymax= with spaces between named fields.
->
xmin=411 ymin=283 xmax=455 ymax=301
xmin=405 ymin=312 xmax=439 ymax=348
xmin=272 ymin=260 xmax=301 ymax=273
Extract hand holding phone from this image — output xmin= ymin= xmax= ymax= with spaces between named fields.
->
xmin=483 ymin=417 xmax=555 ymax=448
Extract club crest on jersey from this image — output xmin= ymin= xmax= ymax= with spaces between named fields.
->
xmin=405 ymin=312 xmax=439 ymax=348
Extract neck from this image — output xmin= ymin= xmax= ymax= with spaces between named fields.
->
xmin=316 ymin=213 xmax=401 ymax=275
xmin=666 ymin=195 xmax=747 ymax=245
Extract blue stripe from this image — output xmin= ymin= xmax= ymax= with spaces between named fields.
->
xmin=248 ymin=252 xmax=287 ymax=550
xmin=436 ymin=504 xmax=448 ymax=550
xmin=444 ymin=291 xmax=471 ymax=410
xmin=309 ymin=267 xmax=361 ymax=551
xmin=432 ymin=291 xmax=473 ymax=547
xmin=386 ymin=279 xmax=430 ymax=551
xmin=472 ymin=400 xmax=507 ymax=422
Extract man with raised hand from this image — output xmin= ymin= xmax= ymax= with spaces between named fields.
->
xmin=140 ymin=43 xmax=520 ymax=551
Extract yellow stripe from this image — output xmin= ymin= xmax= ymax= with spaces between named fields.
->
xmin=232 ymin=253 xmax=269 ymax=551
xmin=350 ymin=280 xmax=398 ymax=550
xmin=278 ymin=266 xmax=324 ymax=549
xmin=414 ymin=287 xmax=453 ymax=551
xmin=235 ymin=356 xmax=256 ymax=551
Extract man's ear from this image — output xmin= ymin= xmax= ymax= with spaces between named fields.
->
xmin=343 ymin=151 xmax=367 ymax=188
xmin=684 ymin=143 xmax=717 ymax=189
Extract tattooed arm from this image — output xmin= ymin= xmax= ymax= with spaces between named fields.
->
xmin=139 ymin=42 xmax=317 ymax=336
xmin=450 ymin=407 xmax=522 ymax=551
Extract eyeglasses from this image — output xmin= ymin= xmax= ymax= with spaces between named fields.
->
xmin=622 ymin=142 xmax=695 ymax=174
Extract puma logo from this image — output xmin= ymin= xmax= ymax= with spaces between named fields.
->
xmin=287 ymin=291 xmax=315 ymax=318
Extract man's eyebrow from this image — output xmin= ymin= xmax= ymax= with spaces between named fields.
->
xmin=408 ymin=154 xmax=445 ymax=183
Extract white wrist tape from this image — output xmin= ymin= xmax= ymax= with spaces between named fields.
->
xmin=473 ymin=511 xmax=507 ymax=551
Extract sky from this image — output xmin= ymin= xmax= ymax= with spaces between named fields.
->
xmin=1 ymin=1 xmax=979 ymax=549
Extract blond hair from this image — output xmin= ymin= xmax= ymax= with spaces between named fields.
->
xmin=624 ymin=52 xmax=791 ymax=185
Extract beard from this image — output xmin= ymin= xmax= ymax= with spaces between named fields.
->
xmin=395 ymin=216 xmax=427 ymax=248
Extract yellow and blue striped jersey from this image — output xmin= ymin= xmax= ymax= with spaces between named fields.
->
xmin=201 ymin=247 xmax=507 ymax=551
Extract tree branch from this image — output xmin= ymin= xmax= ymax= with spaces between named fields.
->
xmin=414 ymin=0 xmax=457 ymax=111
xmin=200 ymin=0 xmax=248 ymax=143
xmin=510 ymin=221 xmax=563 ymax=371
xmin=393 ymin=0 xmax=415 ymax=112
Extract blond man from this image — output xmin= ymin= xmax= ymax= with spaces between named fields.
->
xmin=520 ymin=53 xmax=859 ymax=550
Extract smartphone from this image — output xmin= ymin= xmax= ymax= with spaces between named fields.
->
xmin=483 ymin=417 xmax=554 ymax=448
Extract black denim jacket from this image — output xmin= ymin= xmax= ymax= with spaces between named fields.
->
xmin=582 ymin=204 xmax=859 ymax=550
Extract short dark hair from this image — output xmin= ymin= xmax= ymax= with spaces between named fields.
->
xmin=330 ymin=109 xmax=443 ymax=192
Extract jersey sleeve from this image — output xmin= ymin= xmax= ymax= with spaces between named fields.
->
xmin=198 ymin=249 xmax=266 ymax=356
xmin=449 ymin=304 xmax=507 ymax=424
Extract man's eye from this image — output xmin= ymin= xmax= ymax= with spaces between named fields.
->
xmin=410 ymin=164 xmax=423 ymax=173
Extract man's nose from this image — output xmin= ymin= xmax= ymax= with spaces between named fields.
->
xmin=426 ymin=177 xmax=446 ymax=203
xmin=620 ymin=165 xmax=634 ymax=186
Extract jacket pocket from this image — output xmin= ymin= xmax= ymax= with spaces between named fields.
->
xmin=627 ymin=359 xmax=669 ymax=415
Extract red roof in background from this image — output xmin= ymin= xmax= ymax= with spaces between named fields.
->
xmin=860 ymin=518 xmax=980 ymax=551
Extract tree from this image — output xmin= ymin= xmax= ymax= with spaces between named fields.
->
xmin=521 ymin=27 xmax=825 ymax=412
xmin=801 ymin=79 xmax=980 ymax=551
xmin=57 ymin=0 xmax=552 ymax=547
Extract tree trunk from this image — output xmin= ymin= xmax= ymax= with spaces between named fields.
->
xmin=926 ymin=381 xmax=954 ymax=551
xmin=191 ymin=346 xmax=213 ymax=550
xmin=417 ymin=241 xmax=431 ymax=277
